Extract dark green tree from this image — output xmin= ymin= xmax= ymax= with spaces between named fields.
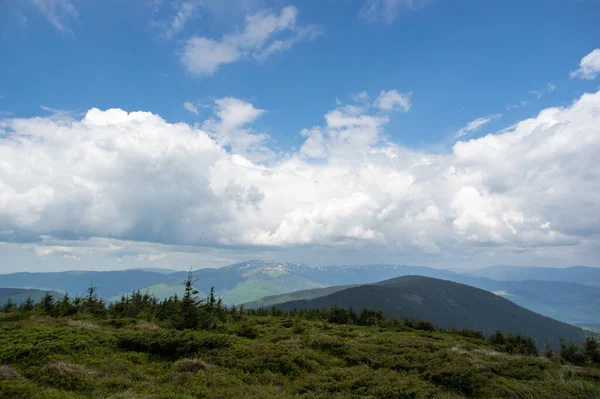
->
xmin=39 ymin=293 xmax=55 ymax=316
xmin=20 ymin=296 xmax=34 ymax=312
xmin=176 ymin=270 xmax=204 ymax=330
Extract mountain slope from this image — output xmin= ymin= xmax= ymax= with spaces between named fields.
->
xmin=277 ymin=275 xmax=585 ymax=348
xmin=0 ymin=287 xmax=63 ymax=305
xmin=245 ymin=284 xmax=359 ymax=308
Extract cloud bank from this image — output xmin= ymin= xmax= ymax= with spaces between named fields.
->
xmin=1 ymin=90 xmax=600 ymax=268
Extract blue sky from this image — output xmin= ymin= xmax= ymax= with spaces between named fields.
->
xmin=0 ymin=0 xmax=599 ymax=272
xmin=2 ymin=0 xmax=598 ymax=150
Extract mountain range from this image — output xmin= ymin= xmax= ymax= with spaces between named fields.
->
xmin=0 ymin=261 xmax=599 ymax=327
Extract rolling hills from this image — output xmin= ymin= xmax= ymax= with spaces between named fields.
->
xmin=275 ymin=275 xmax=586 ymax=348
xmin=1 ymin=261 xmax=599 ymax=326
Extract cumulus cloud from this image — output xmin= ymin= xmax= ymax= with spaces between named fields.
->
xmin=201 ymin=97 xmax=274 ymax=161
xmin=359 ymin=0 xmax=431 ymax=24
xmin=1 ymin=91 xmax=600 ymax=267
xmin=30 ymin=0 xmax=78 ymax=33
xmin=374 ymin=90 xmax=412 ymax=112
xmin=454 ymin=114 xmax=502 ymax=138
xmin=571 ymin=49 xmax=600 ymax=80
xmin=180 ymin=6 xmax=322 ymax=76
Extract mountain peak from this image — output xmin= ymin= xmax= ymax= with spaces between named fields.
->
xmin=220 ymin=260 xmax=317 ymax=276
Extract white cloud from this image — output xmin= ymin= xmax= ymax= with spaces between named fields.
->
xmin=184 ymin=101 xmax=199 ymax=114
xmin=374 ymin=90 xmax=412 ymax=112
xmin=180 ymin=6 xmax=322 ymax=76
xmin=152 ymin=0 xmax=201 ymax=41
xmin=571 ymin=49 xmax=600 ymax=80
xmin=529 ymin=83 xmax=557 ymax=99
xmin=30 ymin=0 xmax=78 ymax=33
xmin=359 ymin=0 xmax=431 ymax=24
xmin=454 ymin=114 xmax=502 ymax=138
xmin=1 ymin=91 xmax=600 ymax=268
xmin=506 ymin=101 xmax=530 ymax=110
xmin=201 ymin=97 xmax=273 ymax=161
xmin=351 ymin=91 xmax=370 ymax=103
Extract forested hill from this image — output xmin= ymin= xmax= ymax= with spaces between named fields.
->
xmin=0 ymin=288 xmax=63 ymax=305
xmin=276 ymin=275 xmax=585 ymax=348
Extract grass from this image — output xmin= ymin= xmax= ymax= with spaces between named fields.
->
xmin=0 ymin=315 xmax=599 ymax=398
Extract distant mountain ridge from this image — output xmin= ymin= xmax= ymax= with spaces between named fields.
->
xmin=275 ymin=275 xmax=586 ymax=348
xmin=1 ymin=261 xmax=599 ymax=326
xmin=464 ymin=265 xmax=600 ymax=287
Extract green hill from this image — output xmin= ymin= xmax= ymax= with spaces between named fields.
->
xmin=0 ymin=288 xmax=63 ymax=305
xmin=276 ymin=275 xmax=586 ymax=348
xmin=1 ymin=313 xmax=599 ymax=398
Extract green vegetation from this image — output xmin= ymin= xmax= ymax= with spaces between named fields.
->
xmin=1 ymin=275 xmax=600 ymax=398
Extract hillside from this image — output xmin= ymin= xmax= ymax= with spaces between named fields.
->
xmin=1 ymin=313 xmax=599 ymax=398
xmin=245 ymin=284 xmax=359 ymax=308
xmin=276 ymin=276 xmax=585 ymax=348
xmin=0 ymin=288 xmax=62 ymax=305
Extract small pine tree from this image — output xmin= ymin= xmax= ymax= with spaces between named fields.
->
xmin=584 ymin=336 xmax=600 ymax=364
xmin=176 ymin=270 xmax=203 ymax=330
xmin=84 ymin=283 xmax=106 ymax=317
xmin=2 ymin=298 xmax=16 ymax=313
xmin=40 ymin=293 xmax=55 ymax=316
xmin=488 ymin=330 xmax=506 ymax=346
xmin=59 ymin=293 xmax=75 ymax=317
xmin=20 ymin=296 xmax=34 ymax=312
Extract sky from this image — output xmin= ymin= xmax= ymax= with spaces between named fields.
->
xmin=0 ymin=0 xmax=600 ymax=273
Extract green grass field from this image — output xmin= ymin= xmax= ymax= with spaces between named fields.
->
xmin=1 ymin=313 xmax=599 ymax=399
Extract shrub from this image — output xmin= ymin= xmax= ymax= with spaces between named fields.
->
xmin=0 ymin=365 xmax=20 ymax=381
xmin=41 ymin=361 xmax=96 ymax=391
xmin=117 ymin=330 xmax=233 ymax=359
xmin=173 ymin=358 xmax=215 ymax=373
xmin=236 ymin=322 xmax=260 ymax=339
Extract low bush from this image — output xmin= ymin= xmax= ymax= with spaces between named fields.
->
xmin=40 ymin=361 xmax=96 ymax=391
xmin=117 ymin=330 xmax=234 ymax=359
xmin=0 ymin=365 xmax=20 ymax=381
xmin=173 ymin=358 xmax=215 ymax=373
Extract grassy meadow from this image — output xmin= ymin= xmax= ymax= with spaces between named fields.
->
xmin=1 ymin=312 xmax=600 ymax=399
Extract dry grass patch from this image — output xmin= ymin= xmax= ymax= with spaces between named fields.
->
xmin=125 ymin=321 xmax=161 ymax=331
xmin=0 ymin=365 xmax=21 ymax=381
xmin=173 ymin=358 xmax=215 ymax=373
xmin=67 ymin=320 xmax=99 ymax=330
xmin=44 ymin=361 xmax=97 ymax=378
